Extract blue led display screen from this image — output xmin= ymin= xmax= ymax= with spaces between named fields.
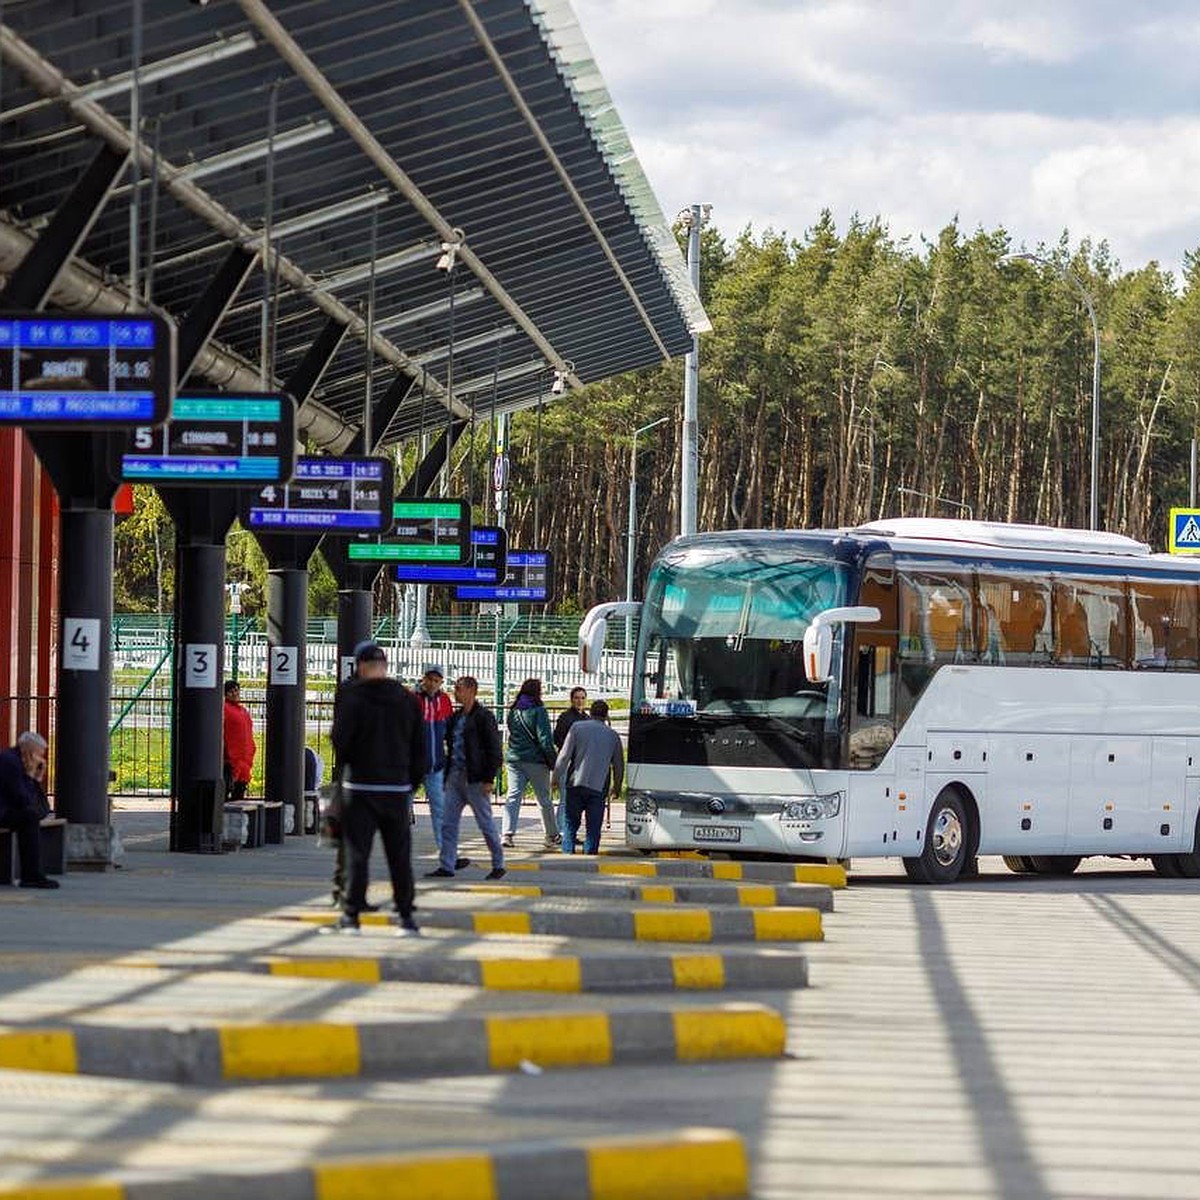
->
xmin=394 ymin=525 xmax=508 ymax=584
xmin=120 ymin=392 xmax=295 ymax=485
xmin=455 ymin=549 xmax=552 ymax=603
xmin=0 ymin=314 xmax=174 ymax=427
xmin=244 ymin=456 xmax=393 ymax=532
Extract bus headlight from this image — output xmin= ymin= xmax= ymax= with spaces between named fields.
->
xmin=627 ymin=792 xmax=658 ymax=816
xmin=782 ymin=792 xmax=842 ymax=821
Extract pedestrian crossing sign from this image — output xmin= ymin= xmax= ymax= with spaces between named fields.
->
xmin=1169 ymin=508 xmax=1200 ymax=554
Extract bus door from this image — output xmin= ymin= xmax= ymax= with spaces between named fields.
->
xmin=847 ymin=555 xmax=904 ymax=851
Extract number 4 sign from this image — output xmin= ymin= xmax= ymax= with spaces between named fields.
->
xmin=63 ymin=618 xmax=100 ymax=671
xmin=270 ymin=645 xmax=298 ymax=686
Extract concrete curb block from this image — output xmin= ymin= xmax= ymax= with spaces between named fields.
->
xmin=295 ymin=905 xmax=824 ymax=942
xmin=0 ymin=1002 xmax=785 ymax=1084
xmin=505 ymin=857 xmax=848 ymax=887
xmin=0 ymin=1126 xmax=749 ymax=1200
xmin=453 ymin=878 xmax=835 ymax=911
xmin=260 ymin=947 xmax=808 ymax=992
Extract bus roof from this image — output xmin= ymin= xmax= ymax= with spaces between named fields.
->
xmin=851 ymin=518 xmax=1151 ymax=558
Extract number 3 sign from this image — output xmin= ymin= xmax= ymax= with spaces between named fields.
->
xmin=270 ymin=646 xmax=298 ymax=686
xmin=185 ymin=644 xmax=217 ymax=689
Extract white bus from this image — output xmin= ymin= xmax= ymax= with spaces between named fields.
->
xmin=579 ymin=518 xmax=1200 ymax=883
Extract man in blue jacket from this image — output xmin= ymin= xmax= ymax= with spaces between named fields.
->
xmin=426 ymin=676 xmax=506 ymax=880
xmin=0 ymin=731 xmax=58 ymax=888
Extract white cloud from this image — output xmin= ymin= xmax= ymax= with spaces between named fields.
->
xmin=570 ymin=0 xmax=1200 ymax=274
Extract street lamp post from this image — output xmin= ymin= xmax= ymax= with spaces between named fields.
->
xmin=1005 ymin=252 xmax=1101 ymax=530
xmin=626 ymin=417 xmax=669 ymax=653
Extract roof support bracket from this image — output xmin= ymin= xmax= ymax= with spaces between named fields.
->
xmin=285 ymin=316 xmax=349 ymax=411
xmin=177 ymin=246 xmax=257 ymax=384
xmin=0 ymin=141 xmax=126 ymax=310
xmin=401 ymin=420 xmax=468 ymax=498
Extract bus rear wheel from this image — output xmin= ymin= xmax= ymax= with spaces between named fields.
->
xmin=1002 ymin=856 xmax=1035 ymax=874
xmin=1028 ymin=856 xmax=1082 ymax=875
xmin=903 ymin=790 xmax=970 ymax=884
xmin=1155 ymin=815 xmax=1200 ymax=877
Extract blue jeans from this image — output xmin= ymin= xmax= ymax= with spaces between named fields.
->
xmin=501 ymin=760 xmax=556 ymax=838
xmin=423 ymin=767 xmax=445 ymax=849
xmin=440 ymin=769 xmax=504 ymax=872
xmin=563 ymin=785 xmax=605 ymax=854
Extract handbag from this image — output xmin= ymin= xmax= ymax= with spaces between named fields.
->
xmin=317 ymin=773 xmax=344 ymax=844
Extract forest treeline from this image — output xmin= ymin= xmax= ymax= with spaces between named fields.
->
xmin=115 ymin=213 xmax=1200 ymax=615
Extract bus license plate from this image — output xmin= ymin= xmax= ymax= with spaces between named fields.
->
xmin=693 ymin=825 xmax=741 ymax=843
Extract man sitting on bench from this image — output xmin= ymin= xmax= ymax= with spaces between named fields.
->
xmin=0 ymin=731 xmax=59 ymax=889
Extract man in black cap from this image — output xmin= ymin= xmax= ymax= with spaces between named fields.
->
xmin=328 ymin=642 xmax=427 ymax=935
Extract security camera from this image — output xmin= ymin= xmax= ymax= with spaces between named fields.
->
xmin=435 ymin=227 xmax=466 ymax=272
xmin=551 ymin=371 xmax=566 ymax=396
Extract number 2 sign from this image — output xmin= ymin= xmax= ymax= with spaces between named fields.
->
xmin=270 ymin=646 xmax=298 ymax=686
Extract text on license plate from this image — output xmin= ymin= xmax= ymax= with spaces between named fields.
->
xmin=692 ymin=824 xmax=741 ymax=843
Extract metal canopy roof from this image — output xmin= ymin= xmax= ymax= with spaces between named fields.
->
xmin=0 ymin=0 xmax=707 ymax=450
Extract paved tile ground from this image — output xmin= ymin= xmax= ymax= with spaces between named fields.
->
xmin=3 ymin=801 xmax=1200 ymax=1198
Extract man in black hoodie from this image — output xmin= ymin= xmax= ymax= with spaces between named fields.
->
xmin=330 ymin=642 xmax=427 ymax=934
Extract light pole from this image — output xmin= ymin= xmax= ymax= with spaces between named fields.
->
xmin=626 ymin=417 xmax=669 ymax=652
xmin=1005 ymin=252 xmax=1101 ymax=530
xmin=678 ymin=204 xmax=710 ymax=537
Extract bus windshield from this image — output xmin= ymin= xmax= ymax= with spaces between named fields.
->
xmin=636 ymin=544 xmax=849 ymax=722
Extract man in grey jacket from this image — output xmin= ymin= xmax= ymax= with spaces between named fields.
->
xmin=552 ymin=699 xmax=624 ymax=854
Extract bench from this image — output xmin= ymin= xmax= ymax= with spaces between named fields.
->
xmin=0 ymin=817 xmax=67 ymax=885
xmin=223 ymin=801 xmax=285 ymax=848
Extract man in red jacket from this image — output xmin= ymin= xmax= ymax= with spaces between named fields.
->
xmin=223 ymin=680 xmax=256 ymax=802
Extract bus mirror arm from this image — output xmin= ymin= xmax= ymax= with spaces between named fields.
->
xmin=803 ymin=606 xmax=881 ymax=683
xmin=579 ymin=600 xmax=642 ymax=674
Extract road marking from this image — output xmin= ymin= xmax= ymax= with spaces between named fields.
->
xmin=671 ymin=954 xmax=726 ymax=989
xmin=219 ymin=1022 xmax=360 ymax=1080
xmin=633 ymin=910 xmax=713 ymax=942
xmin=479 ymin=958 xmax=583 ymax=992
xmin=485 ymin=1013 xmax=613 ymax=1070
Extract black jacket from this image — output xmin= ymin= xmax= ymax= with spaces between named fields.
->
xmin=444 ymin=702 xmax=503 ymax=785
xmin=553 ymin=707 xmax=589 ymax=750
xmin=331 ymin=677 xmax=427 ymax=788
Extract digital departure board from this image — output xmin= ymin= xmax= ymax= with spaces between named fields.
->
xmin=0 ymin=313 xmax=174 ymax=427
xmin=393 ymin=524 xmax=508 ymax=584
xmin=119 ymin=391 xmax=295 ymax=485
xmin=244 ymin=456 xmax=394 ymax=533
xmin=455 ymin=549 xmax=552 ymax=603
xmin=348 ymin=497 xmax=470 ymax=564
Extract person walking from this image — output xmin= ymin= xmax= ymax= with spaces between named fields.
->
xmin=426 ymin=676 xmax=506 ymax=880
xmin=0 ymin=731 xmax=58 ymax=888
xmin=501 ymin=678 xmax=559 ymax=850
xmin=415 ymin=664 xmax=452 ymax=847
xmin=553 ymin=700 xmax=624 ymax=855
xmin=553 ymin=686 xmax=589 ymax=750
xmin=222 ymin=680 xmax=255 ymax=802
xmin=328 ymin=641 xmax=426 ymax=935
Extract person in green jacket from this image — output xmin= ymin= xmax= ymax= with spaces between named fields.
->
xmin=501 ymin=678 xmax=560 ymax=849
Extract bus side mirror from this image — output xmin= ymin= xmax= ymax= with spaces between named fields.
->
xmin=579 ymin=601 xmax=642 ymax=674
xmin=803 ymin=606 xmax=881 ymax=682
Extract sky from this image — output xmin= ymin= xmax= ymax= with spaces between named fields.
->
xmin=570 ymin=0 xmax=1200 ymax=278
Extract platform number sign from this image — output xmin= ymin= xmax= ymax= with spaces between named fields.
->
xmin=63 ymin=618 xmax=100 ymax=671
xmin=185 ymin=644 xmax=217 ymax=689
xmin=270 ymin=645 xmax=299 ymax=686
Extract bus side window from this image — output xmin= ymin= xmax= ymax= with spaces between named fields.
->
xmin=1130 ymin=580 xmax=1199 ymax=669
xmin=979 ymin=574 xmax=1051 ymax=666
xmin=1055 ymin=577 xmax=1128 ymax=668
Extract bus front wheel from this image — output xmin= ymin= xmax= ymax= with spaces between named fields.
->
xmin=903 ymin=790 xmax=970 ymax=884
